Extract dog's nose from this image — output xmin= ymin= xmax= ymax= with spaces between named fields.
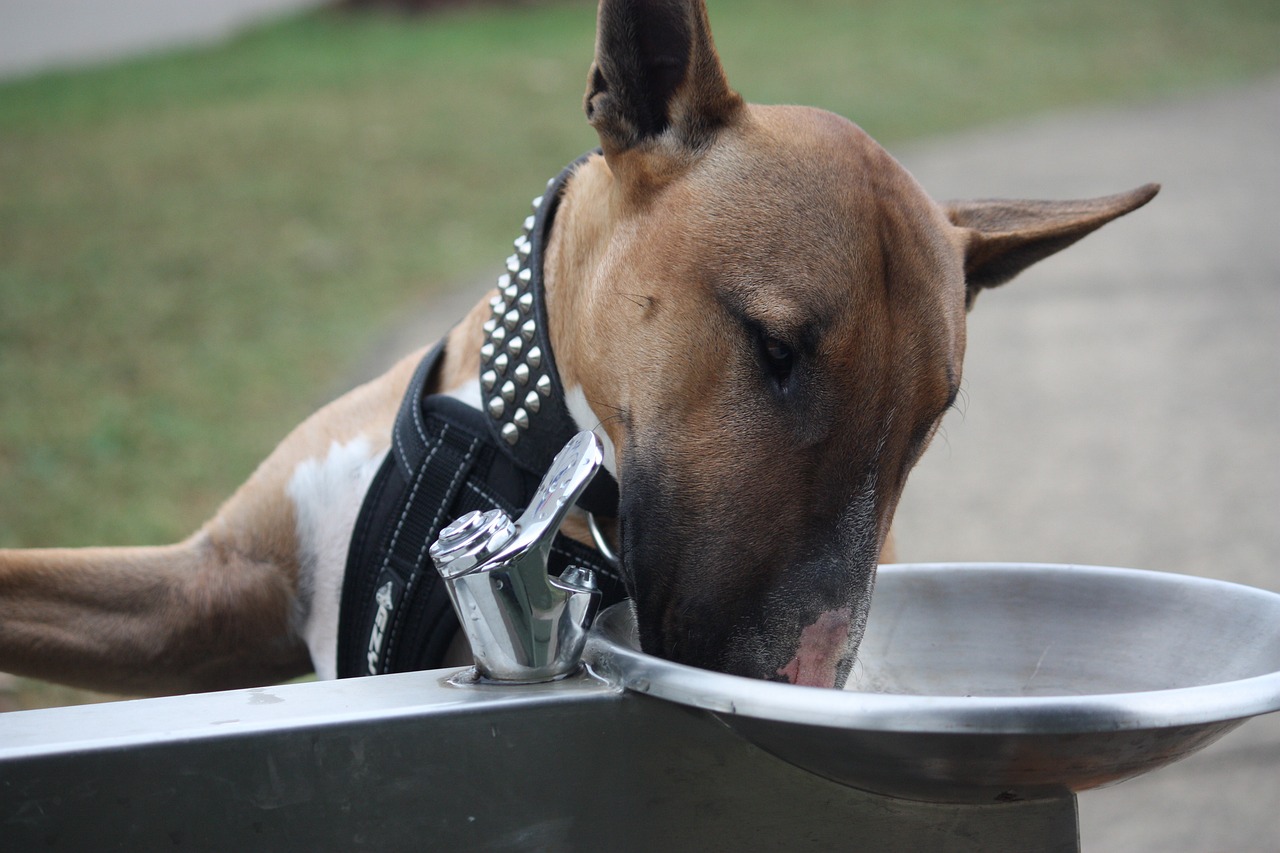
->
xmin=775 ymin=606 xmax=855 ymax=688
xmin=430 ymin=432 xmax=604 ymax=682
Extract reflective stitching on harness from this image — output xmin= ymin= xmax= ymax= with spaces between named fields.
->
xmin=381 ymin=572 xmax=416 ymax=670
xmin=392 ymin=419 xmax=409 ymax=484
xmin=380 ymin=428 xmax=440 ymax=578
xmin=410 ymin=374 xmax=428 ymax=445
xmin=372 ymin=425 xmax=449 ymax=672
xmin=394 ymin=371 xmax=430 ymax=472
xmin=383 ymin=436 xmax=481 ymax=666
xmin=425 ymin=437 xmax=480 ymax=557
xmin=464 ymin=479 xmax=504 ymax=510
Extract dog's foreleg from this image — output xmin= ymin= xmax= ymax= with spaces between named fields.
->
xmin=0 ymin=350 xmax=424 ymax=697
xmin=0 ymin=536 xmax=309 ymax=696
xmin=0 ymin=310 xmax=490 ymax=696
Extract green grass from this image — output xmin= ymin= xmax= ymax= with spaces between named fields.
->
xmin=1 ymin=0 xmax=1278 ymax=706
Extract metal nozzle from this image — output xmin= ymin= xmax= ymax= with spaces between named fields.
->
xmin=429 ymin=432 xmax=605 ymax=682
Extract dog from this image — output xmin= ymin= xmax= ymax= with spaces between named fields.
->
xmin=0 ymin=0 xmax=1156 ymax=698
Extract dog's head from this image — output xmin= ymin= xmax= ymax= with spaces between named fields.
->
xmin=550 ymin=0 xmax=1156 ymax=687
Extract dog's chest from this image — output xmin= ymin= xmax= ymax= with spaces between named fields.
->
xmin=286 ymin=435 xmax=389 ymax=679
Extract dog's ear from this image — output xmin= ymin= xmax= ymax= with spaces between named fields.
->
xmin=946 ymin=184 xmax=1160 ymax=308
xmin=585 ymin=0 xmax=743 ymax=158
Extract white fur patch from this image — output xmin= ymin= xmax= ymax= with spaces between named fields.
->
xmin=444 ymin=376 xmax=482 ymax=410
xmin=564 ymin=384 xmax=618 ymax=477
xmin=287 ymin=436 xmax=388 ymax=680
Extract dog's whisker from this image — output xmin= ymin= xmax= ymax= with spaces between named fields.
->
xmin=617 ymin=292 xmax=654 ymax=310
xmin=949 ymin=383 xmax=972 ymax=418
xmin=588 ymin=399 xmax=624 ymax=415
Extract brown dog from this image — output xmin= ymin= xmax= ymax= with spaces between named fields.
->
xmin=0 ymin=0 xmax=1155 ymax=697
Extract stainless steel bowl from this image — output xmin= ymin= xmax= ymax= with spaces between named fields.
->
xmin=586 ymin=563 xmax=1280 ymax=803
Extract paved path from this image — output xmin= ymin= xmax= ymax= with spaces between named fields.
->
xmin=0 ymin=0 xmax=323 ymax=79
xmin=890 ymin=77 xmax=1280 ymax=851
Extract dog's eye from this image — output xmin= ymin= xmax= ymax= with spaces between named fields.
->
xmin=760 ymin=335 xmax=794 ymax=384
xmin=764 ymin=337 xmax=792 ymax=366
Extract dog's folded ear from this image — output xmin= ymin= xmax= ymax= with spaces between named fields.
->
xmin=585 ymin=0 xmax=743 ymax=159
xmin=946 ymin=183 xmax=1160 ymax=308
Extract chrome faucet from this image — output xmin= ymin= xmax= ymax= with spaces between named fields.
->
xmin=429 ymin=431 xmax=605 ymax=682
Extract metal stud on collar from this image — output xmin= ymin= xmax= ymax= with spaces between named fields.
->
xmin=480 ymin=194 xmax=554 ymax=446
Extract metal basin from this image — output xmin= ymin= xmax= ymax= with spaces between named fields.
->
xmin=586 ymin=563 xmax=1280 ymax=803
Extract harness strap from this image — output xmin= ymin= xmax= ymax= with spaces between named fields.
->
xmin=336 ymin=343 xmax=625 ymax=678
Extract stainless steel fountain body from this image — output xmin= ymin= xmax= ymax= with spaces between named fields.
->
xmin=4 ymin=561 xmax=1280 ymax=851
xmin=428 ymin=431 xmax=603 ymax=682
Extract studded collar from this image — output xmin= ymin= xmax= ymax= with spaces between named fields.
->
xmin=478 ymin=152 xmax=620 ymax=516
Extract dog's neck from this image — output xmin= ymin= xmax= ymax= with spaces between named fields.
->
xmin=476 ymin=155 xmax=590 ymax=473
xmin=461 ymin=153 xmax=620 ymax=517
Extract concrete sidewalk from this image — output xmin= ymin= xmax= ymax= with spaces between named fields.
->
xmin=0 ymin=0 xmax=323 ymax=80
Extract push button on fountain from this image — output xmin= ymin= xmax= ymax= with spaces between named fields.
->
xmin=430 ymin=509 xmax=515 ymax=578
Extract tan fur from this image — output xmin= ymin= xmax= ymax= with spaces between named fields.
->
xmin=439 ymin=297 xmax=493 ymax=393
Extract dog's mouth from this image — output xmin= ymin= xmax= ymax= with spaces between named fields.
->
xmin=615 ymin=508 xmax=876 ymax=691
xmin=630 ymin=589 xmax=866 ymax=690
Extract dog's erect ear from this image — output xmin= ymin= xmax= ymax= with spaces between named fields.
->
xmin=946 ymin=183 xmax=1160 ymax=308
xmin=585 ymin=0 xmax=743 ymax=157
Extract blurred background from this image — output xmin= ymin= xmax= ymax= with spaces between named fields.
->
xmin=1 ymin=0 xmax=1278 ymax=847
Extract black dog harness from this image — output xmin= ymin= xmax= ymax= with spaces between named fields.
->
xmin=337 ymin=153 xmax=625 ymax=678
